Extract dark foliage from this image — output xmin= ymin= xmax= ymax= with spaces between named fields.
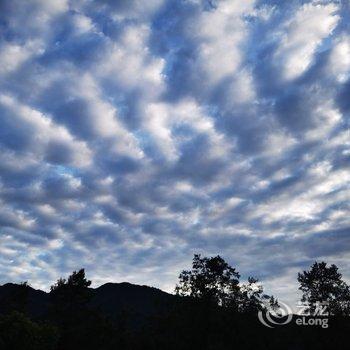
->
xmin=298 ymin=261 xmax=350 ymax=316
xmin=0 ymin=312 xmax=59 ymax=350
xmin=175 ymin=254 xmax=241 ymax=306
xmin=175 ymin=254 xmax=276 ymax=312
xmin=0 ymin=257 xmax=349 ymax=349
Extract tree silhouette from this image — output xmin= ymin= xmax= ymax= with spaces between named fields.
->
xmin=238 ymin=277 xmax=278 ymax=313
xmin=51 ymin=269 xmax=91 ymax=291
xmin=175 ymin=254 xmax=241 ymax=307
xmin=50 ymin=269 xmax=92 ymax=305
xmin=49 ymin=269 xmax=93 ymax=328
xmin=176 ymin=254 xmax=277 ymax=313
xmin=49 ymin=269 xmax=117 ymax=350
xmin=298 ymin=261 xmax=350 ymax=316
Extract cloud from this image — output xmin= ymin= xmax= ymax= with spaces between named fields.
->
xmin=0 ymin=94 xmax=92 ymax=167
xmin=0 ymin=0 xmax=349 ymax=304
xmin=273 ymin=2 xmax=339 ymax=81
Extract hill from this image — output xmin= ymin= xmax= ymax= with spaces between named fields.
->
xmin=0 ymin=281 xmax=175 ymax=324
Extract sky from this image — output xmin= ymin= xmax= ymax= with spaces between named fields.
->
xmin=0 ymin=0 xmax=349 ymax=304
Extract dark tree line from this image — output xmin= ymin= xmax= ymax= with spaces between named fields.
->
xmin=0 ymin=255 xmax=350 ymax=350
xmin=175 ymin=254 xmax=278 ymax=312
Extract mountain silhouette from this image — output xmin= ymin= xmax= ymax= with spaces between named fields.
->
xmin=0 ymin=282 xmax=175 ymax=325
xmin=0 ymin=283 xmax=49 ymax=318
xmin=91 ymin=282 xmax=175 ymax=320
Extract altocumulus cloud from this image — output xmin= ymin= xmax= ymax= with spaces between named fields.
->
xmin=0 ymin=0 xmax=349 ymax=303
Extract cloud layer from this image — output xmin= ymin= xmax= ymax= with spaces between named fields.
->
xmin=0 ymin=0 xmax=349 ymax=302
